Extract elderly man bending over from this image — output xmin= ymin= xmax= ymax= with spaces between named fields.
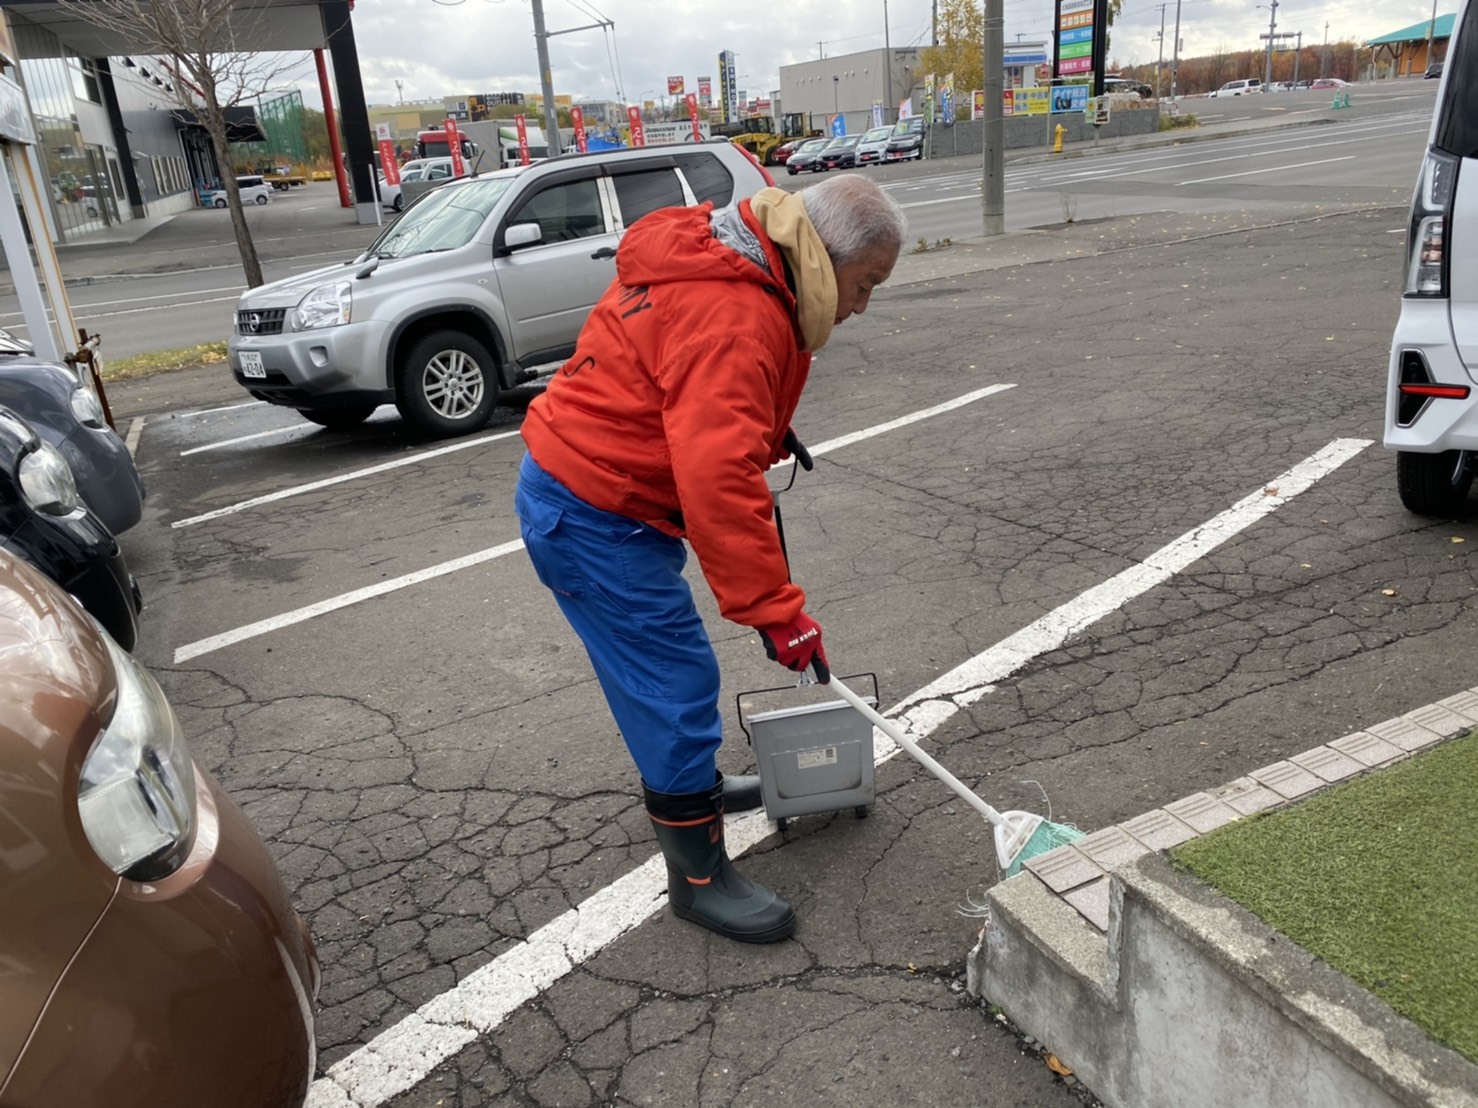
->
xmin=516 ymin=173 xmax=907 ymax=943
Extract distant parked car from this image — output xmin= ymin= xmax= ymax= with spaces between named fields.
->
xmin=884 ymin=117 xmax=927 ymax=161
xmin=1105 ymin=75 xmax=1155 ymax=98
xmin=818 ymin=134 xmax=861 ymax=170
xmin=786 ymin=137 xmax=830 ymax=175
xmin=0 ymin=405 xmax=141 ymax=649
xmin=1310 ymin=77 xmax=1351 ymax=89
xmin=768 ymin=137 xmax=808 ymax=166
xmin=0 ymin=548 xmax=319 ymax=1107
xmin=0 ymin=327 xmax=144 ymax=535
xmin=201 ymin=174 xmax=272 ymax=208
xmin=1210 ymin=78 xmax=1263 ymax=97
xmin=855 ymin=125 xmax=893 ymax=166
xmin=1426 ymin=61 xmax=1445 ymax=78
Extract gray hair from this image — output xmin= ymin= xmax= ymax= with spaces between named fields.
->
xmin=800 ymin=174 xmax=908 ymax=267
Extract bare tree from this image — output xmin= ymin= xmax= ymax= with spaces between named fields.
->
xmin=55 ymin=0 xmax=304 ymax=287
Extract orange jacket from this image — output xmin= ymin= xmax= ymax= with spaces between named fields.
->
xmin=521 ymin=200 xmax=810 ymax=629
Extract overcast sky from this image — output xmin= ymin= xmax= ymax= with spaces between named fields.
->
xmin=279 ymin=0 xmax=1453 ymax=107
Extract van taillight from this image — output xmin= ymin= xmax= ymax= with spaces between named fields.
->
xmin=1406 ymin=148 xmax=1459 ymax=297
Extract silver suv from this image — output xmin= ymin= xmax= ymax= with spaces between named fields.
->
xmin=228 ymin=143 xmax=771 ymax=436
xmin=1384 ymin=0 xmax=1478 ymax=515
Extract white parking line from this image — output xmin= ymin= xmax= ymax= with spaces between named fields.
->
xmin=124 ymin=417 xmax=144 ymax=458
xmin=1178 ymin=154 xmax=1356 ymax=186
xmin=180 ymin=424 xmax=320 ymax=456
xmin=171 ymin=429 xmax=524 ymax=528
xmin=303 ymin=436 xmax=1372 ymax=1108
xmin=171 ymin=385 xmax=1019 ymax=662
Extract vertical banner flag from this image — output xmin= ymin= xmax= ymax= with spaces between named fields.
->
xmin=375 ymin=123 xmax=401 ymax=186
xmin=698 ymin=76 xmax=712 ymax=106
xmin=922 ymin=74 xmax=935 ymax=124
xmin=513 ymin=114 xmax=530 ymax=166
xmin=972 ymin=89 xmax=986 ymax=120
xmin=830 ymin=113 xmax=846 ymax=137
xmin=940 ymin=72 xmax=955 ymax=124
xmin=1055 ymin=0 xmax=1095 ymax=75
xmin=627 ymin=104 xmax=646 ymax=146
xmin=570 ymin=106 xmax=588 ymax=153
xmin=667 ymin=76 xmax=684 ymax=95
xmin=445 ymin=117 xmax=465 ymax=176
xmin=897 ymin=96 xmax=913 ymax=119
xmin=686 ymin=93 xmax=701 ymax=141
xmin=872 ymin=101 xmax=884 ymax=127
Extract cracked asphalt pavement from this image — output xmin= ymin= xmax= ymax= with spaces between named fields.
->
xmin=107 ymin=200 xmax=1470 ymax=1107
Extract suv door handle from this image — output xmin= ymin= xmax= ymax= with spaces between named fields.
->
xmin=590 ymin=246 xmax=617 ymax=260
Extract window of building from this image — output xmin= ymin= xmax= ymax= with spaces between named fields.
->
xmin=67 ymin=55 xmax=99 ymax=104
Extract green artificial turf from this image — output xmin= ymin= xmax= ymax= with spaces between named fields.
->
xmin=1171 ymin=731 xmax=1478 ymax=1065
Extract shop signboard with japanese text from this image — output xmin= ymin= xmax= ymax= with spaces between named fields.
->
xmin=627 ymin=105 xmax=646 ymax=146
xmin=570 ymin=106 xmax=588 ymax=153
xmin=686 ymin=93 xmax=702 ymax=141
xmin=376 ymin=123 xmax=400 ymax=186
xmin=1055 ymin=0 xmax=1095 ymax=76
xmin=667 ymin=76 xmax=684 ymax=95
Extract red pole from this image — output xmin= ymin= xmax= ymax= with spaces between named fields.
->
xmin=315 ymin=48 xmax=350 ymax=208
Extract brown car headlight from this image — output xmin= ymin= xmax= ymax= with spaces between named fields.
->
xmin=77 ymin=634 xmax=198 ymax=881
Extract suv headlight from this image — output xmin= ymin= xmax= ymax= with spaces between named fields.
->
xmin=70 ymin=384 xmax=106 ymax=428
xmin=1406 ymin=147 xmax=1458 ymax=298
xmin=18 ymin=440 xmax=80 ymax=516
xmin=292 ymin=281 xmax=352 ymax=330
xmin=77 ymin=633 xmax=198 ymax=881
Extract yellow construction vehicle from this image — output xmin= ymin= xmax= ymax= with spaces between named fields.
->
xmin=709 ymin=116 xmax=784 ymax=166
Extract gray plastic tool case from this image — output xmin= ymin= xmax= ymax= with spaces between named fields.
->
xmin=738 ymin=677 xmax=878 ymax=827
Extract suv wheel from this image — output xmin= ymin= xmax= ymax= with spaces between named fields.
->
xmin=1397 ymin=449 xmax=1474 ymax=516
xmin=396 ymin=329 xmax=498 ymax=437
xmin=299 ymin=405 xmax=377 ymax=430
xmin=392 ymin=194 xmax=404 ymax=213
xmin=255 ymin=194 xmax=268 ymax=205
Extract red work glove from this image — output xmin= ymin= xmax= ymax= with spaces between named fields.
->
xmin=758 ymin=612 xmax=830 ymax=682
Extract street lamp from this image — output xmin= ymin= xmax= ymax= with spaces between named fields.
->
xmin=832 ymin=74 xmax=839 ymax=125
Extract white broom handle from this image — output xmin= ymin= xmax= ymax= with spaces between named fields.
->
xmin=826 ymin=675 xmax=1008 ymax=831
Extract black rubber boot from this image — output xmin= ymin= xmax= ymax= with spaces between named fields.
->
xmin=720 ymin=773 xmax=763 ymax=812
xmin=643 ymin=775 xmax=796 ymax=943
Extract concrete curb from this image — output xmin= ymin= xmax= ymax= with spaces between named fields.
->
xmin=966 ymin=691 xmax=1478 ymax=1107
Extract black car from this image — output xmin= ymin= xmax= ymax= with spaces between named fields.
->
xmin=0 ymin=407 xmax=141 ymax=650
xmin=818 ymin=135 xmax=861 ymax=170
xmin=884 ymin=118 xmax=926 ymax=162
xmin=0 ymin=328 xmax=145 ymax=535
xmin=786 ymin=138 xmax=831 ymax=175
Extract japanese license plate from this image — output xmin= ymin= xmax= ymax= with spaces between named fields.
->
xmin=239 ymin=350 xmax=265 ymax=379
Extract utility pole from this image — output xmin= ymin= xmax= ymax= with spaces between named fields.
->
xmin=1322 ymin=21 xmax=1330 ymax=77
xmin=1156 ymin=3 xmax=1168 ymax=97
xmin=530 ymin=0 xmax=617 ymax=158
xmin=1426 ymin=0 xmax=1440 ymax=67
xmin=1263 ymin=0 xmax=1279 ymax=87
xmin=1292 ymin=31 xmax=1302 ymax=85
xmin=932 ymin=0 xmax=938 ymax=46
xmin=982 ymin=0 xmax=1003 ymax=234
xmin=884 ymin=0 xmax=893 ymax=122
xmin=1170 ymin=0 xmax=1183 ymax=100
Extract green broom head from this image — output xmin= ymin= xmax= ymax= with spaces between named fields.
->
xmin=995 ymin=809 xmax=1086 ymax=876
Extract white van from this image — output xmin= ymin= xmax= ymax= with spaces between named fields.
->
xmin=1210 ymin=79 xmax=1263 ymax=97
xmin=203 ymin=175 xmax=272 ymax=208
xmin=1383 ymin=0 xmax=1478 ymax=515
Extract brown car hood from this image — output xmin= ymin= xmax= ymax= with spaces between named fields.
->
xmin=0 ymin=552 xmax=118 ymax=1083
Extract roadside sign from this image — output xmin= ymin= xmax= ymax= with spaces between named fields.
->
xmin=571 ymin=106 xmax=588 ymax=153
xmin=1091 ymin=96 xmax=1111 ymax=126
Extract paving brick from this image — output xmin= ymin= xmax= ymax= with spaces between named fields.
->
xmin=1061 ymin=876 xmax=1111 ymax=933
xmin=1212 ymin=776 xmax=1283 ymax=816
xmin=1022 ymin=844 xmax=1102 ymax=893
xmin=1120 ymin=808 xmax=1199 ymax=851
xmin=1164 ymin=792 xmax=1243 ymax=833
xmin=1405 ymin=702 xmax=1475 ymax=740
xmin=1247 ymin=760 xmax=1325 ymax=800
xmin=1435 ymin=689 xmax=1478 ymax=726
xmin=1075 ymin=825 xmax=1150 ymax=869
xmin=1289 ymin=745 xmax=1366 ymax=784
xmin=1328 ymin=730 xmax=1405 ymax=767
xmin=1366 ymin=716 xmax=1445 ymax=753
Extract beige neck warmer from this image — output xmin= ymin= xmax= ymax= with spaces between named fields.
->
xmin=747 ymin=187 xmax=837 ymax=352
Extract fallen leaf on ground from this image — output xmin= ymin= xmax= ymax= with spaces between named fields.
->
xmin=1045 ymin=1053 xmax=1074 ymax=1076
xmin=1264 ymin=486 xmax=1279 ymax=497
xmin=1382 ymin=588 xmax=1398 ymax=596
xmin=1453 ymin=537 xmax=1466 ymax=544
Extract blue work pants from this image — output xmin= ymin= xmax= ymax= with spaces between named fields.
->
xmin=514 ymin=453 xmax=723 ymax=795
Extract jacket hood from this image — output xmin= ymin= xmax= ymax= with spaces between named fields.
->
xmin=615 ymin=203 xmax=786 ymax=298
